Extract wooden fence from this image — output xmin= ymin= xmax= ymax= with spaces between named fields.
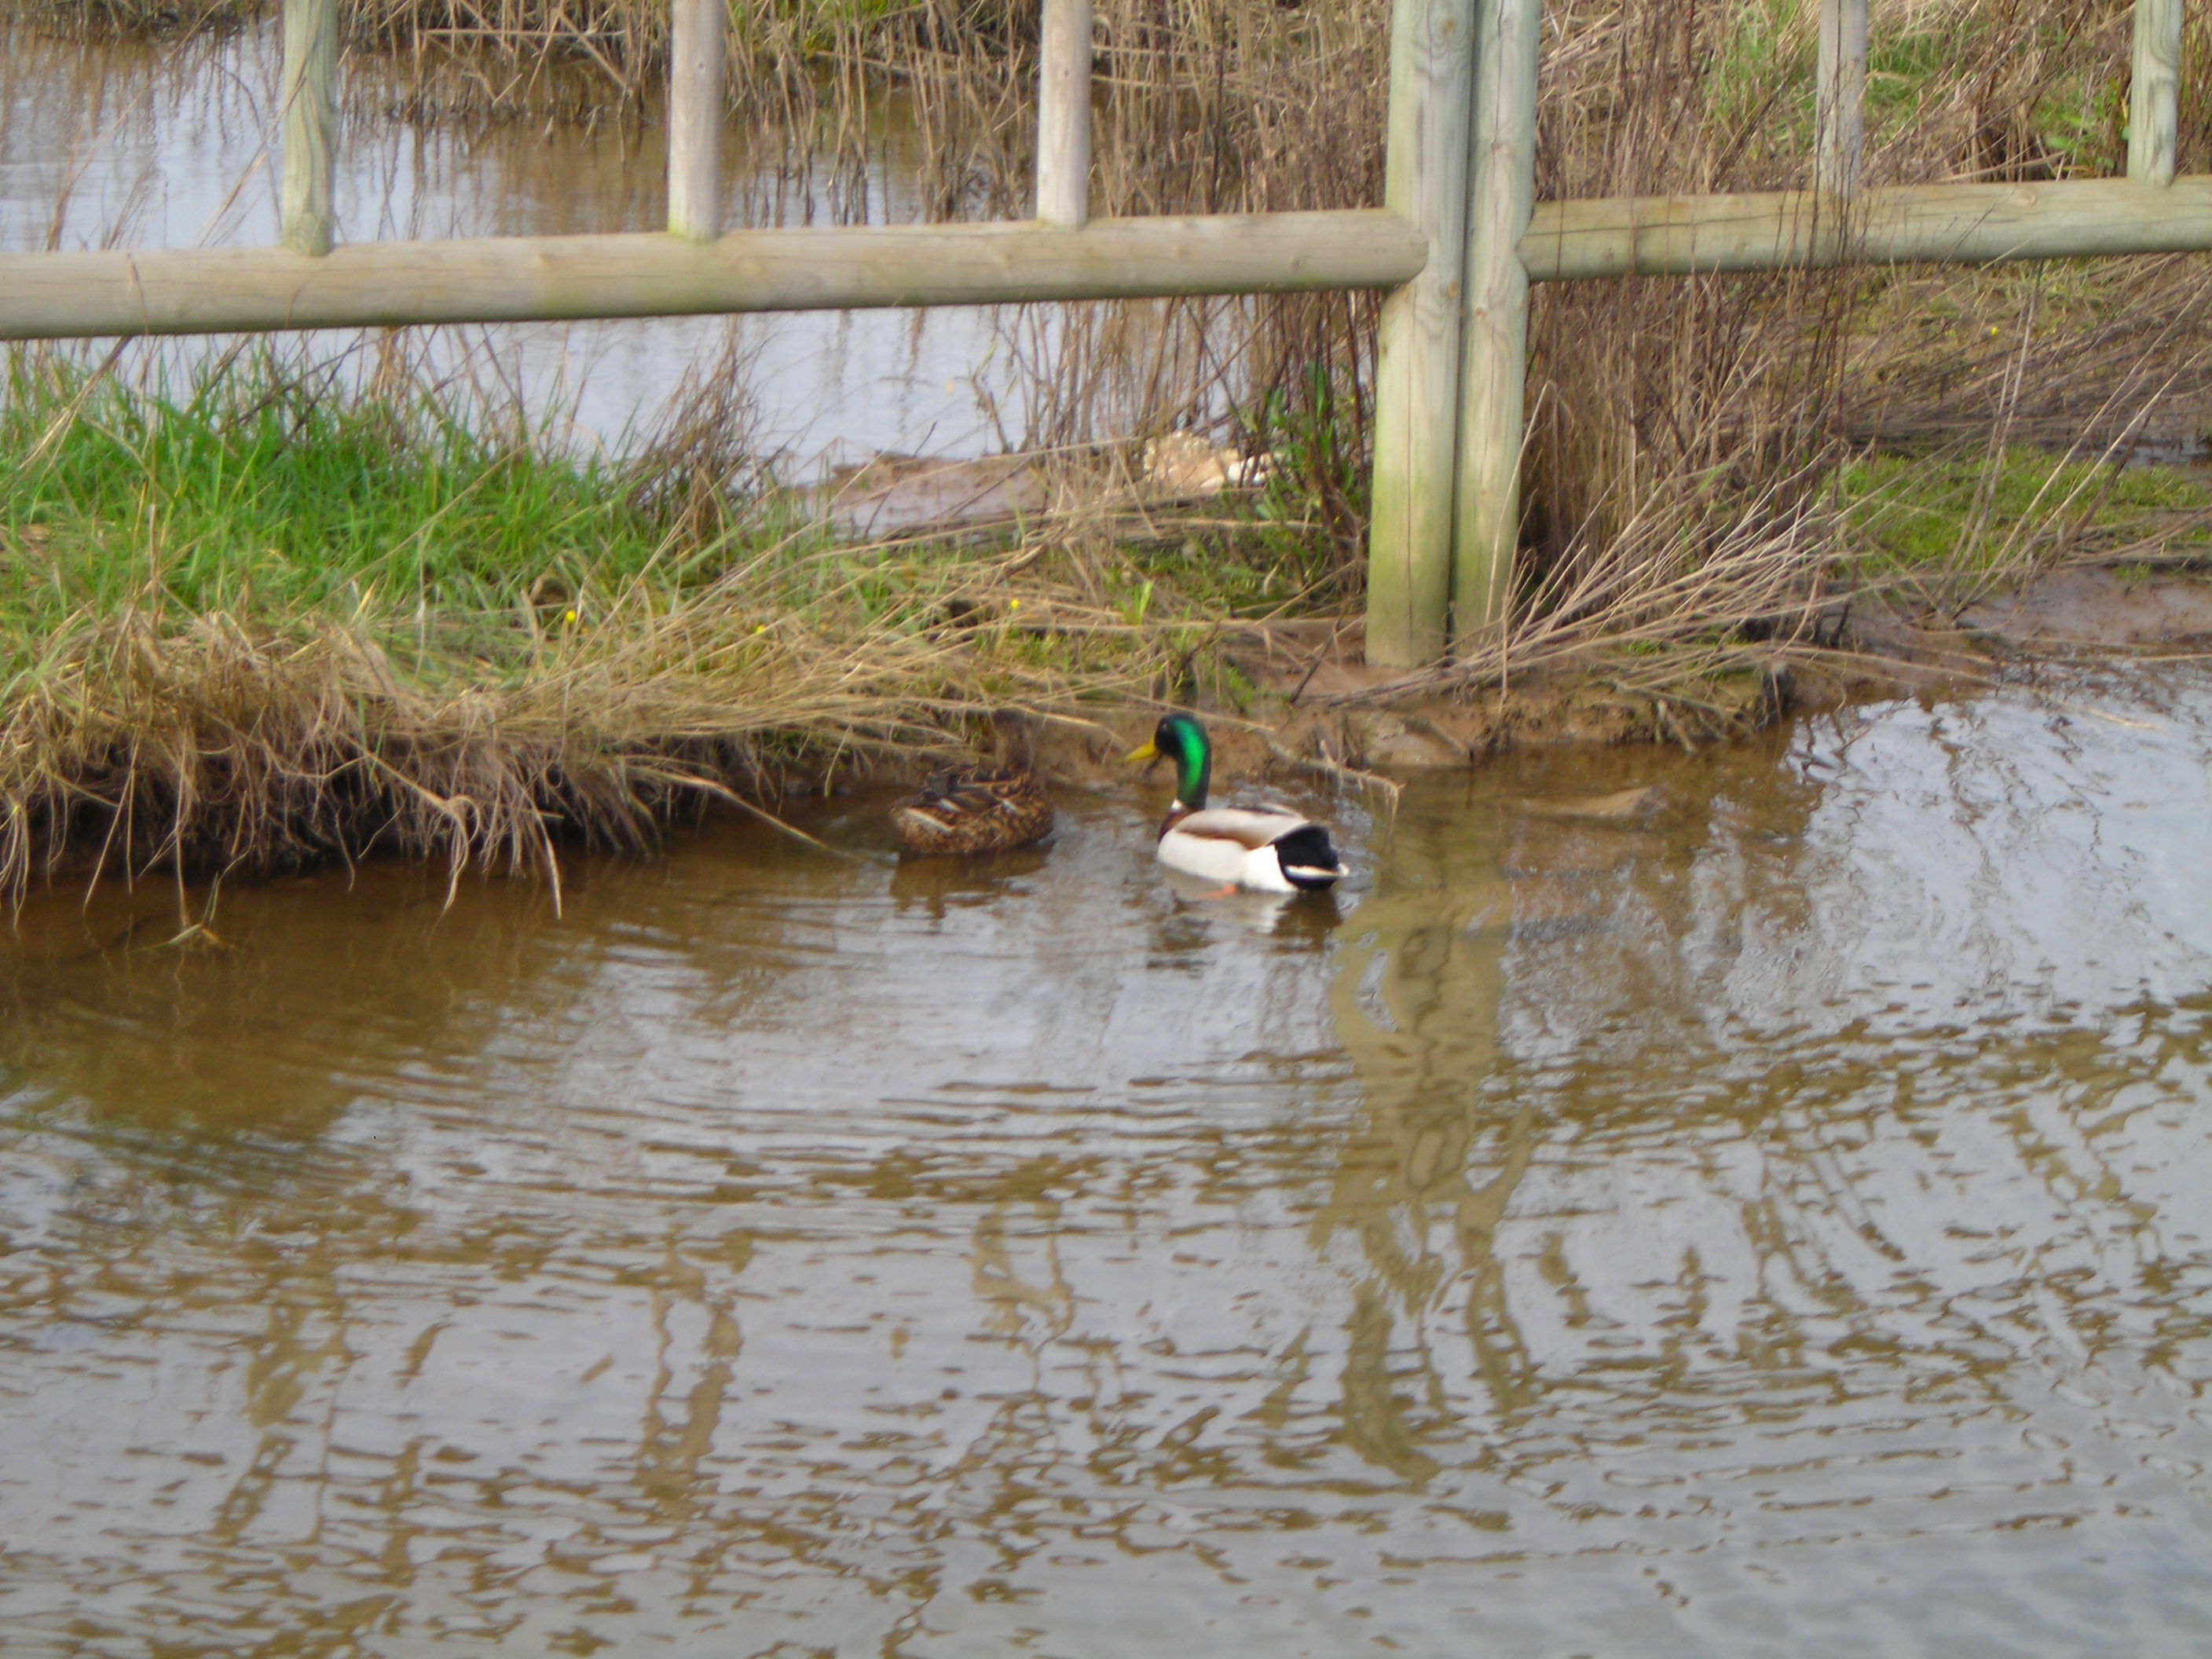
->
xmin=0 ymin=0 xmax=2200 ymax=666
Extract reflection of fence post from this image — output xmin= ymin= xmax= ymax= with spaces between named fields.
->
xmin=668 ymin=0 xmax=727 ymax=240
xmin=2131 ymin=0 xmax=2181 ymax=186
xmin=1365 ymin=0 xmax=1477 ymax=668
xmin=279 ymin=0 xmax=337 ymax=255
xmin=1451 ymin=0 xmax=1540 ymax=641
xmin=1815 ymin=0 xmax=1867 ymax=199
xmin=1037 ymin=0 xmax=1094 ymax=226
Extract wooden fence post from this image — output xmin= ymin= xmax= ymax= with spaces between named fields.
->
xmin=668 ymin=0 xmax=727 ymax=240
xmin=1364 ymin=0 xmax=1478 ymax=668
xmin=2131 ymin=0 xmax=2181 ymax=186
xmin=1450 ymin=0 xmax=1540 ymax=640
xmin=1815 ymin=0 xmax=1867 ymax=198
xmin=279 ymin=0 xmax=338 ymax=256
xmin=1037 ymin=0 xmax=1094 ymax=226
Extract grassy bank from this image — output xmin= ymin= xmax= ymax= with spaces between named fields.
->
xmin=13 ymin=338 xmax=2212 ymax=902
xmin=9 ymin=0 xmax=2212 ymax=892
xmin=0 ymin=347 xmax=1321 ymax=895
xmin=7 ymin=339 xmax=2207 ymax=899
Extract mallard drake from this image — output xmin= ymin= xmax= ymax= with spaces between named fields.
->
xmin=893 ymin=766 xmax=1054 ymax=855
xmin=1126 ymin=713 xmax=1346 ymax=894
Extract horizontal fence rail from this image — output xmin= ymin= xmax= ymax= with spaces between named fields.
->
xmin=1524 ymin=178 xmax=2212 ymax=281
xmin=0 ymin=214 xmax=1426 ymax=339
xmin=17 ymin=181 xmax=2212 ymax=339
xmin=4 ymin=0 xmax=2203 ymax=668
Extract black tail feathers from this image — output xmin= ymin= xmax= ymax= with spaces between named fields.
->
xmin=1271 ymin=825 xmax=1346 ymax=890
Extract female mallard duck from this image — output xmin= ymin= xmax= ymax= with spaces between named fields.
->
xmin=893 ymin=766 xmax=1054 ymax=855
xmin=1126 ymin=713 xmax=1346 ymax=893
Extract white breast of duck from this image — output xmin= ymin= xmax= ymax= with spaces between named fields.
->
xmin=1158 ymin=805 xmax=1348 ymax=893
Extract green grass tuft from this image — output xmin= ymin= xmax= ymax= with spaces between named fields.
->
xmin=1842 ymin=446 xmax=2212 ymax=575
xmin=1 ymin=355 xmax=683 ymax=668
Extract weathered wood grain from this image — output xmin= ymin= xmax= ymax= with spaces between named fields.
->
xmin=1364 ymin=0 xmax=1477 ymax=668
xmin=667 ymin=0 xmax=727 ymax=242
xmin=279 ymin=0 xmax=338 ymax=256
xmin=0 ymin=212 xmax=1429 ymax=340
xmin=1451 ymin=0 xmax=1541 ymax=639
xmin=1815 ymin=0 xmax=1867 ymax=198
xmin=1036 ymin=0 xmax=1095 ymax=228
xmin=2131 ymin=0 xmax=2181 ymax=187
xmin=1522 ymin=178 xmax=2212 ymax=280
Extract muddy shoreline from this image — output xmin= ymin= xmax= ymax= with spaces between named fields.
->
xmin=929 ymin=564 xmax=2212 ymax=807
xmin=643 ymin=560 xmax=2212 ymax=900
xmin=20 ymin=562 xmax=2212 ymax=895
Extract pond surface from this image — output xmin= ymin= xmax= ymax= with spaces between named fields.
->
xmin=8 ymin=676 xmax=2212 ymax=1655
xmin=0 ymin=19 xmax=1022 ymax=466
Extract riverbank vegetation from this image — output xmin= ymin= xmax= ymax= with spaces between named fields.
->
xmin=5 ymin=0 xmax=2212 ymax=890
xmin=0 ymin=342 xmax=1302 ymax=895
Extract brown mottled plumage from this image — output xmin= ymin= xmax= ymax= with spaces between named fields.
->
xmin=893 ymin=767 xmax=1053 ymax=855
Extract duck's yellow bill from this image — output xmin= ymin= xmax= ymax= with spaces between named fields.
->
xmin=1124 ymin=740 xmax=1159 ymax=764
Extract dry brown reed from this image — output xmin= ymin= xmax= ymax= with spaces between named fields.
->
xmin=1431 ymin=0 xmax=2212 ymax=699
xmin=0 ymin=508 xmax=1215 ymax=903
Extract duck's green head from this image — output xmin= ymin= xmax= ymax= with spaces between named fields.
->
xmin=1125 ymin=712 xmax=1211 ymax=808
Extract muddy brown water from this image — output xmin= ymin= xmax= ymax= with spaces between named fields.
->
xmin=8 ymin=678 xmax=2212 ymax=1654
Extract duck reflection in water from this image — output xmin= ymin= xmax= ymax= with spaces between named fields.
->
xmin=1155 ymin=864 xmax=1344 ymax=942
